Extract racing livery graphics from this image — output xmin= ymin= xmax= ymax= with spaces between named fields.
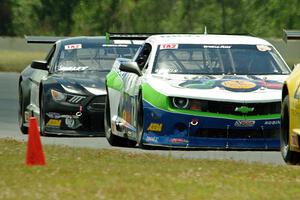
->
xmin=18 ymin=36 xmax=141 ymax=136
xmin=105 ymin=34 xmax=290 ymax=149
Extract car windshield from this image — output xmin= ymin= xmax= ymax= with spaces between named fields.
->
xmin=56 ymin=43 xmax=140 ymax=72
xmin=153 ymin=44 xmax=290 ymax=75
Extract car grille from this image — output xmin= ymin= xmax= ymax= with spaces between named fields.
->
xmin=206 ymin=101 xmax=280 ymax=116
xmin=87 ymin=95 xmax=106 ymax=111
xmin=66 ymin=94 xmax=86 ymax=104
xmin=171 ymin=98 xmax=280 ymax=116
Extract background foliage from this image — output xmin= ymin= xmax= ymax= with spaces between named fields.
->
xmin=0 ymin=0 xmax=300 ymax=37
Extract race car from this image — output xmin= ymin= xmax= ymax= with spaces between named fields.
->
xmin=280 ymin=30 xmax=300 ymax=164
xmin=105 ymin=34 xmax=290 ymax=149
xmin=18 ymin=35 xmax=142 ymax=136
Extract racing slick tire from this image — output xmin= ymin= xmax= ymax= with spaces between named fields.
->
xmin=39 ymin=90 xmax=47 ymax=136
xmin=18 ymin=86 xmax=28 ymax=134
xmin=104 ymin=95 xmax=136 ymax=147
xmin=136 ymin=93 xmax=151 ymax=149
xmin=280 ymin=95 xmax=300 ymax=164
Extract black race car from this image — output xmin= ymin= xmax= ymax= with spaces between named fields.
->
xmin=18 ymin=35 xmax=143 ymax=136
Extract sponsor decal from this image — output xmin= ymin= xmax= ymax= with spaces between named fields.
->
xmin=221 ymin=80 xmax=257 ymax=91
xmin=260 ymin=81 xmax=283 ymax=90
xmin=234 ymin=120 xmax=255 ymax=127
xmin=46 ymin=119 xmax=61 ymax=127
xmin=235 ymin=106 xmax=254 ymax=114
xmin=64 ymin=44 xmax=82 ymax=50
xmin=160 ymin=44 xmax=178 ymax=49
xmin=170 ymin=138 xmax=189 ymax=144
xmin=46 ymin=112 xmax=61 ymax=119
xmin=65 ymin=116 xmax=75 ymax=128
xmin=59 ymin=66 xmax=89 ymax=71
xmin=102 ymin=44 xmax=128 ymax=47
xmin=145 ymin=136 xmax=159 ymax=143
xmin=179 ymin=79 xmax=216 ymax=89
xmin=204 ymin=45 xmax=231 ymax=49
xmin=147 ymin=123 xmax=163 ymax=132
xmin=264 ymin=120 xmax=280 ymax=125
xmin=256 ymin=45 xmax=271 ymax=52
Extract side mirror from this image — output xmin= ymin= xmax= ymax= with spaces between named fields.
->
xmin=119 ymin=61 xmax=142 ymax=76
xmin=31 ymin=60 xmax=48 ymax=70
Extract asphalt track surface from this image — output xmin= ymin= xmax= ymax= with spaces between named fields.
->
xmin=0 ymin=72 xmax=285 ymax=165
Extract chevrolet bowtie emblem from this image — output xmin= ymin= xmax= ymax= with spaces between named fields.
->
xmin=235 ymin=106 xmax=254 ymax=114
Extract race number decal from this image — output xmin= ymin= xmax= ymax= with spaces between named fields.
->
xmin=64 ymin=44 xmax=82 ymax=50
xmin=160 ymin=44 xmax=178 ymax=49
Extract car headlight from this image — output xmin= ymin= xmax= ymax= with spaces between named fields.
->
xmin=51 ymin=89 xmax=66 ymax=101
xmin=172 ymin=97 xmax=190 ymax=109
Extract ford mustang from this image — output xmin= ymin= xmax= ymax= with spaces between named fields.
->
xmin=105 ymin=34 xmax=290 ymax=149
xmin=18 ymin=35 xmax=142 ymax=136
xmin=281 ymin=30 xmax=300 ymax=164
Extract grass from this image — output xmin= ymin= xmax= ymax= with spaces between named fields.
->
xmin=0 ymin=50 xmax=46 ymax=72
xmin=1 ymin=138 xmax=300 ymax=200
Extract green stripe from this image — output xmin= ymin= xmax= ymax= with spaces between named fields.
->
xmin=106 ymin=70 xmax=123 ymax=91
xmin=142 ymin=83 xmax=280 ymax=120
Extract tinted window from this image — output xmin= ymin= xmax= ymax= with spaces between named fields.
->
xmin=56 ymin=43 xmax=140 ymax=72
xmin=153 ymin=44 xmax=290 ymax=75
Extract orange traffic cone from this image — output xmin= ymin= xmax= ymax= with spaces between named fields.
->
xmin=26 ymin=117 xmax=46 ymax=166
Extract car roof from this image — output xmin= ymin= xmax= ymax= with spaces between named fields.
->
xmin=146 ymin=34 xmax=272 ymax=46
xmin=59 ymin=36 xmax=106 ymax=45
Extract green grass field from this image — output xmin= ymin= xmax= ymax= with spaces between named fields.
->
xmin=1 ymin=138 xmax=300 ymax=200
xmin=0 ymin=50 xmax=46 ymax=72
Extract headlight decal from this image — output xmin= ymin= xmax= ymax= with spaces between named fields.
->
xmin=51 ymin=89 xmax=86 ymax=104
xmin=172 ymin=97 xmax=190 ymax=109
xmin=51 ymin=89 xmax=66 ymax=101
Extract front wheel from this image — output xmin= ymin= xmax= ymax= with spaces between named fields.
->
xmin=136 ymin=93 xmax=150 ymax=149
xmin=18 ymin=86 xmax=28 ymax=134
xmin=39 ymin=91 xmax=46 ymax=136
xmin=104 ymin=94 xmax=136 ymax=147
xmin=280 ymin=95 xmax=300 ymax=164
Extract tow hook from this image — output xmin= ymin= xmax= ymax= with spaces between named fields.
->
xmin=76 ymin=105 xmax=83 ymax=117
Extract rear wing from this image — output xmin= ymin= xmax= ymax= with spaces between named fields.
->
xmin=283 ymin=30 xmax=300 ymax=43
xmin=25 ymin=35 xmax=68 ymax=44
xmin=106 ymin=33 xmax=150 ymax=41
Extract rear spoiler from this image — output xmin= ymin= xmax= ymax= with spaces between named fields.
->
xmin=283 ymin=30 xmax=300 ymax=43
xmin=106 ymin=33 xmax=151 ymax=42
xmin=25 ymin=35 xmax=68 ymax=44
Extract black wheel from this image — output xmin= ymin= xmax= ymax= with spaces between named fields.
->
xmin=18 ymin=86 xmax=28 ymax=134
xmin=39 ymin=91 xmax=46 ymax=136
xmin=280 ymin=95 xmax=300 ymax=164
xmin=104 ymin=94 xmax=136 ymax=147
xmin=136 ymin=93 xmax=150 ymax=149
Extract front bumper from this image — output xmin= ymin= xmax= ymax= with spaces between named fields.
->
xmin=43 ymin=96 xmax=105 ymax=136
xmin=142 ymin=101 xmax=280 ymax=149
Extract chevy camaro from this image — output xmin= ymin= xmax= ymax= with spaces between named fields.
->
xmin=105 ymin=34 xmax=290 ymax=149
xmin=18 ymin=36 xmax=141 ymax=136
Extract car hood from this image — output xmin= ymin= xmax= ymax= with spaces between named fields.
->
xmin=51 ymin=71 xmax=108 ymax=95
xmin=146 ymin=74 xmax=289 ymax=103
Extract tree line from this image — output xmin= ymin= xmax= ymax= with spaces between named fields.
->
xmin=0 ymin=0 xmax=299 ymax=37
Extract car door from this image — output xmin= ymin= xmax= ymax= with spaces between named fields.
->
xmin=29 ymin=45 xmax=56 ymax=116
xmin=118 ymin=43 xmax=152 ymax=138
